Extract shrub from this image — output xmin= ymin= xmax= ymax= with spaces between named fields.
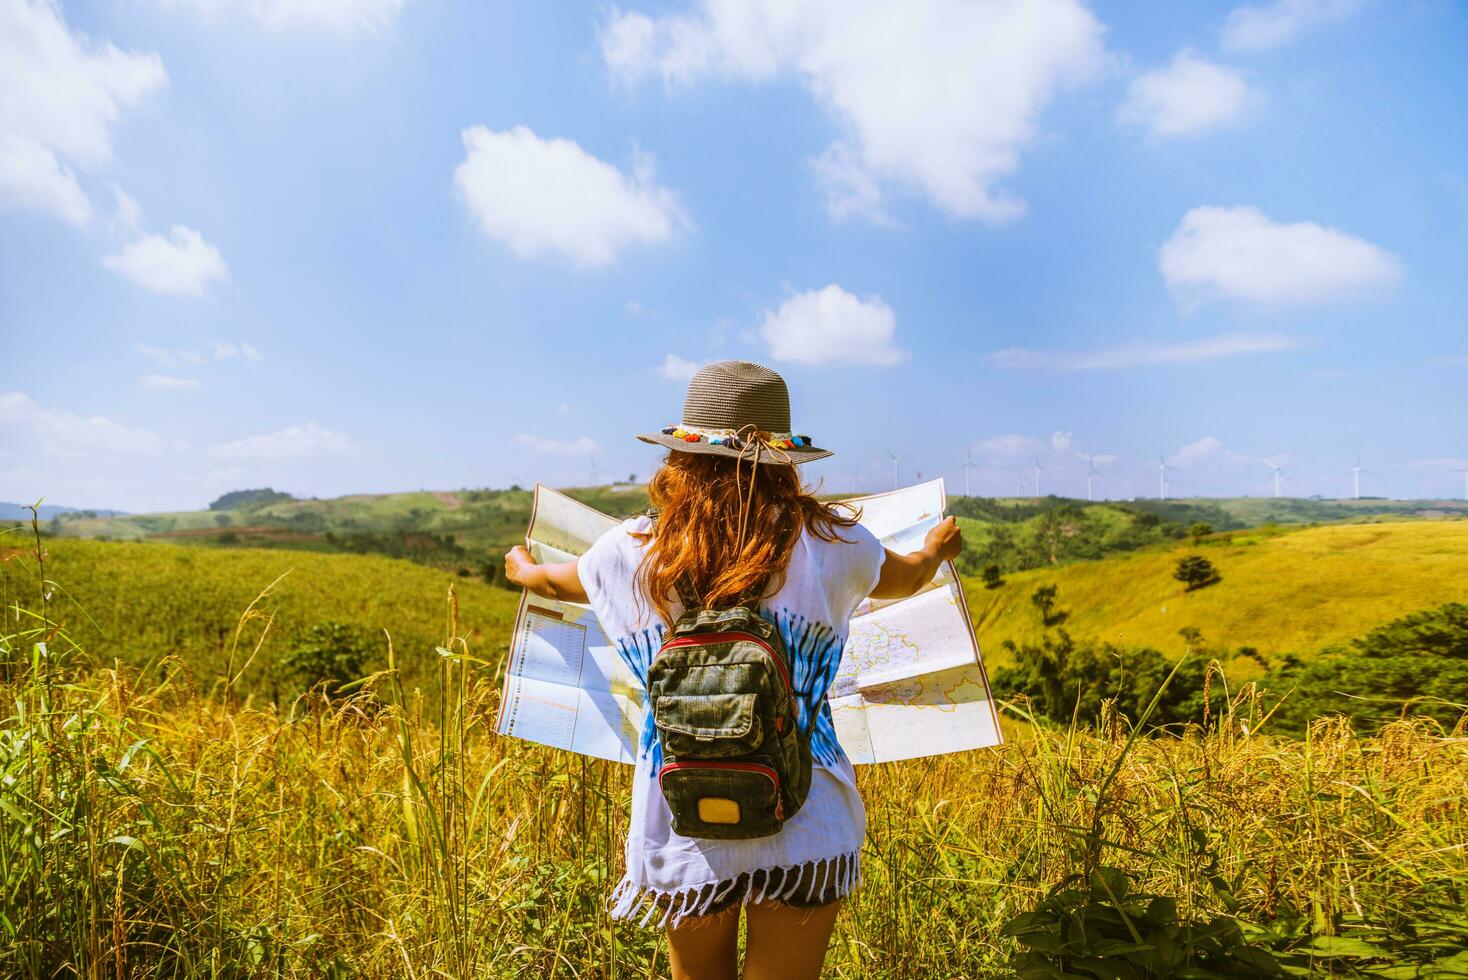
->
xmin=1188 ymin=521 xmax=1213 ymax=544
xmin=995 ymin=630 xmax=1215 ymax=728
xmin=277 ymin=620 xmax=376 ymax=702
xmin=981 ymin=563 xmax=1005 ymax=589
xmin=1174 ymin=555 xmax=1219 ymax=591
xmin=1030 ymin=584 xmax=1067 ymax=626
xmin=1265 ymin=603 xmax=1468 ymax=733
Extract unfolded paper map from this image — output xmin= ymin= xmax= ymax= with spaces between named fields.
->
xmin=495 ymin=480 xmax=1002 ymax=764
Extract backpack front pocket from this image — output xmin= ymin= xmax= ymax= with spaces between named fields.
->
xmin=659 ymin=761 xmax=784 ymax=839
xmin=654 ymin=692 xmax=763 ymax=757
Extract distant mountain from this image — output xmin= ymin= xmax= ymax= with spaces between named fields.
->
xmin=1 ymin=502 xmax=129 ymax=522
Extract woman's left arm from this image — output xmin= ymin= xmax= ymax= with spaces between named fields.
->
xmin=504 ymin=545 xmax=590 ymax=603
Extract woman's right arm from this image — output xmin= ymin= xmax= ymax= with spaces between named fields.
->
xmin=869 ymin=516 xmax=963 ymax=600
xmin=503 ymin=545 xmax=590 ymax=603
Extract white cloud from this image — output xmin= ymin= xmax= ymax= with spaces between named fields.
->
xmin=0 ymin=0 xmax=166 ymax=224
xmin=103 ymin=225 xmax=230 ymax=296
xmin=140 ymin=373 xmax=202 ymax=390
xmin=977 ymin=434 xmax=1043 ymax=457
xmin=1221 ymin=0 xmax=1364 ymax=52
xmin=111 ymin=183 xmax=141 ymax=233
xmin=1169 ymin=436 xmax=1225 ymax=467
xmin=1159 ymin=206 xmax=1401 ymax=308
xmin=138 ymin=343 xmax=204 ymax=368
xmin=601 ymin=0 xmax=1106 ymax=223
xmin=514 ymin=434 xmax=600 ymax=457
xmin=153 ymin=0 xmax=405 ymax=35
xmin=140 ymin=340 xmax=261 ymax=368
xmin=657 ymin=354 xmax=705 ymax=380
xmin=1118 ymin=51 xmax=1251 ymax=138
xmin=0 ymin=133 xmax=90 ymax=224
xmin=810 ymin=141 xmax=892 ymax=225
xmin=209 ymin=422 xmax=360 ymax=460
xmin=991 ymin=332 xmax=1301 ymax=370
xmin=758 ymin=284 xmax=908 ymax=367
xmin=214 ymin=340 xmax=263 ymax=362
xmin=0 ymin=390 xmax=164 ymax=455
xmin=454 ymin=125 xmax=685 ymax=267
xmin=626 ymin=299 xmax=644 ymax=315
xmin=1050 ymin=431 xmax=1074 ymax=455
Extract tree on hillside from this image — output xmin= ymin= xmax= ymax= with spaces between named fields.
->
xmin=1174 ymin=555 xmax=1220 ymax=592
xmin=1034 ymin=504 xmax=1088 ymax=566
xmin=1030 ymin=585 xmax=1067 ymax=627
xmin=981 ymin=564 xmax=1005 ymax=590
xmin=1188 ymin=522 xmax=1213 ymax=545
xmin=995 ymin=630 xmax=1215 ymax=729
xmin=1265 ymin=603 xmax=1468 ymax=733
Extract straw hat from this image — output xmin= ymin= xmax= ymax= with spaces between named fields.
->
xmin=637 ymin=360 xmax=832 ymax=465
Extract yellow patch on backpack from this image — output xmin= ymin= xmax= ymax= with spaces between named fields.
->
xmin=697 ymin=797 xmax=741 ymax=824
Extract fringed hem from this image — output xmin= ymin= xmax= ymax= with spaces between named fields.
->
xmin=608 ymin=850 xmax=862 ymax=930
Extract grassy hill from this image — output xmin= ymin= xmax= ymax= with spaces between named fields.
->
xmin=969 ymin=520 xmax=1468 ymax=670
xmin=2 ymin=535 xmax=522 ymax=698
xmin=10 ymin=517 xmax=1464 ymax=706
xmin=39 ymin=484 xmax=1468 ymax=583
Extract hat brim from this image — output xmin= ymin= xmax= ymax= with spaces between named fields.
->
xmin=636 ymin=432 xmax=833 ymax=465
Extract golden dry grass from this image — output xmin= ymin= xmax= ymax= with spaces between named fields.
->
xmin=970 ymin=521 xmax=1468 ymax=669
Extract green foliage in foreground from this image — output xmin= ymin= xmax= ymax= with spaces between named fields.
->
xmin=995 ymin=600 xmax=1468 ymax=738
xmin=1269 ymin=602 xmax=1468 ymax=734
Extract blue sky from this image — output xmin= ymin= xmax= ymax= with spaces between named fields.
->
xmin=2 ymin=0 xmax=1466 ymax=513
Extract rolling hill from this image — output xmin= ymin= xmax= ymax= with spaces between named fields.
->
xmin=968 ymin=520 xmax=1468 ymax=670
xmin=35 ymin=484 xmax=1468 ymax=582
xmin=8 ymin=518 xmax=1464 ymax=709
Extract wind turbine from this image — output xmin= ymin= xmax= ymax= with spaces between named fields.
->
xmin=960 ymin=445 xmax=980 ymax=498
xmin=586 ymin=458 xmax=610 ymax=487
xmin=886 ymin=450 xmax=910 ymax=491
xmin=1348 ymin=454 xmax=1372 ymax=500
xmin=1157 ymin=453 xmax=1172 ymax=501
xmin=1265 ymin=461 xmax=1285 ymax=498
xmin=1082 ymin=453 xmax=1100 ymax=502
xmin=1033 ymin=455 xmax=1045 ymax=498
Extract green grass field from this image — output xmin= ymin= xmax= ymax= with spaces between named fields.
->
xmin=2 ymin=533 xmax=522 ymax=698
xmin=970 ymin=521 xmax=1468 ymax=669
xmin=12 ymin=516 xmax=1467 ymax=708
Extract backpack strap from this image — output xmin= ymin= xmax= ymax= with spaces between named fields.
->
xmin=674 ymin=573 xmax=702 ymax=610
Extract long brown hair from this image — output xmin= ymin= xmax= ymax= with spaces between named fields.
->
xmin=634 ymin=451 xmax=860 ymax=624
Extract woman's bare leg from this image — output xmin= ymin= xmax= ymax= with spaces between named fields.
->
xmin=742 ymin=899 xmax=842 ymax=980
xmin=666 ymin=905 xmax=741 ymax=980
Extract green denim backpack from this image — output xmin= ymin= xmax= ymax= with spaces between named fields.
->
xmin=646 ymin=516 xmax=812 ymax=840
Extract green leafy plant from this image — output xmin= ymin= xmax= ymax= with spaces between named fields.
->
xmin=1003 ymin=867 xmax=1283 ymax=978
xmin=1175 ymin=555 xmax=1220 ymax=591
xmin=278 ymin=620 xmax=375 ymax=702
xmin=1032 ymin=584 xmax=1067 ymax=626
xmin=982 ymin=563 xmax=1005 ymax=589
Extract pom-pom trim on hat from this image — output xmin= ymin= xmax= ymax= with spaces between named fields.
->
xmin=658 ymin=424 xmax=812 ymax=452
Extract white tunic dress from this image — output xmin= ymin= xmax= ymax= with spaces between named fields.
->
xmin=577 ymin=514 xmax=885 ymax=927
